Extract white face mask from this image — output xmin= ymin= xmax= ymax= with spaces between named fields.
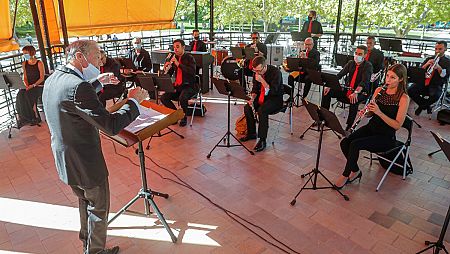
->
xmin=354 ymin=55 xmax=364 ymax=64
xmin=134 ymin=43 xmax=142 ymax=50
xmin=81 ymin=54 xmax=100 ymax=80
xmin=23 ymin=53 xmax=31 ymax=60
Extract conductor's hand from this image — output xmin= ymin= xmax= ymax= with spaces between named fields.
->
xmin=128 ymin=87 xmax=148 ymax=104
xmin=323 ymin=87 xmax=330 ymax=96
xmin=98 ymin=73 xmax=120 ymax=85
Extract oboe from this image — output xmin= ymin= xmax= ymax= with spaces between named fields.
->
xmin=162 ymin=52 xmax=175 ymax=75
xmin=349 ymin=84 xmax=388 ymax=132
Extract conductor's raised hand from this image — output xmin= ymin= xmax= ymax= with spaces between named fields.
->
xmin=98 ymin=73 xmax=120 ymax=85
xmin=128 ymin=87 xmax=148 ymax=104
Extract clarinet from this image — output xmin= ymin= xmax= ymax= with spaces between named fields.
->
xmin=349 ymin=84 xmax=388 ymax=132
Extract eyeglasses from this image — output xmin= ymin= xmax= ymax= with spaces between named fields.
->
xmin=305 ymin=43 xmax=313 ymax=46
xmin=251 ymin=37 xmax=258 ymax=39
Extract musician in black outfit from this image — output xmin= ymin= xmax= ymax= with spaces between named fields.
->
xmin=189 ymin=29 xmax=207 ymax=52
xmin=301 ymin=10 xmax=323 ymax=49
xmin=160 ymin=39 xmax=197 ymax=127
xmin=321 ymin=45 xmax=373 ymax=130
xmin=240 ymin=56 xmax=284 ymax=152
xmin=98 ymin=50 xmax=126 ymax=106
xmin=408 ymin=41 xmax=450 ymax=116
xmin=287 ymin=37 xmax=320 ymax=99
xmin=366 ymin=36 xmax=384 ymax=89
xmin=126 ymin=37 xmax=152 ymax=73
xmin=334 ymin=64 xmax=410 ymax=189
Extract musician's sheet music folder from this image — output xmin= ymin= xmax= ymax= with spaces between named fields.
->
xmin=105 ymin=100 xmax=184 ymax=147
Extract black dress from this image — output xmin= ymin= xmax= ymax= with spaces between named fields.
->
xmin=16 ymin=60 xmax=43 ymax=125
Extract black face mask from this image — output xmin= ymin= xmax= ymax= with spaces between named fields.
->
xmin=308 ymin=16 xmax=313 ymax=21
xmin=194 ymin=36 xmax=200 ymax=40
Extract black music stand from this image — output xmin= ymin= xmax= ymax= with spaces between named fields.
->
xmin=230 ymin=47 xmax=249 ymax=92
xmin=145 ymin=75 xmax=184 ymax=150
xmin=379 ymin=38 xmax=403 ymax=53
xmin=244 ymin=47 xmax=256 ymax=60
xmin=407 ymin=66 xmax=426 ymax=86
xmin=0 ymin=72 xmax=24 ymax=138
xmin=264 ymin=33 xmax=280 ymax=65
xmin=417 ymin=131 xmax=450 ymax=254
xmin=118 ymin=57 xmax=137 ymax=70
xmin=207 ymin=78 xmax=254 ymax=157
xmin=291 ymin=101 xmax=349 ymax=205
xmin=291 ymin=58 xmax=320 ymax=107
xmin=299 ymin=97 xmax=342 ymax=140
xmin=137 ymin=74 xmax=158 ymax=100
xmin=290 ymin=31 xmax=310 ymax=42
xmin=335 ymin=53 xmax=353 ymax=68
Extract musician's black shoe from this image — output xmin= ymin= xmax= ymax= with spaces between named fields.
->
xmin=239 ymin=134 xmax=257 ymax=142
xmin=415 ymin=107 xmax=423 ymax=116
xmin=179 ymin=116 xmax=187 ymax=127
xmin=254 ymin=139 xmax=267 ymax=152
xmin=100 ymin=246 xmax=120 ymax=254
xmin=426 ymin=106 xmax=432 ymax=114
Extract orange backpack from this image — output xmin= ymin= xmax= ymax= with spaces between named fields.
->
xmin=235 ymin=114 xmax=247 ymax=136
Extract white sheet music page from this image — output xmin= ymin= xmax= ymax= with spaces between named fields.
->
xmin=124 ymin=105 xmax=167 ymax=134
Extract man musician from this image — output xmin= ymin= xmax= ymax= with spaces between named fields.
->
xmin=160 ymin=39 xmax=197 ymax=127
xmin=321 ymin=45 xmax=373 ymax=131
xmin=365 ymin=36 xmax=385 ymax=89
xmin=239 ymin=56 xmax=283 ymax=152
xmin=408 ymin=40 xmax=450 ymax=116
xmin=125 ymin=37 xmax=152 ymax=74
xmin=301 ymin=10 xmax=323 ymax=50
xmin=189 ymin=29 xmax=207 ymax=52
xmin=287 ymin=37 xmax=320 ymax=99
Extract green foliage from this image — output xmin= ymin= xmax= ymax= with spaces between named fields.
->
xmin=9 ymin=0 xmax=33 ymax=28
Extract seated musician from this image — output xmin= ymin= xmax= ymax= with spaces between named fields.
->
xmin=365 ymin=36 xmax=385 ymax=89
xmin=287 ymin=37 xmax=320 ymax=99
xmin=321 ymin=45 xmax=373 ymax=131
xmin=408 ymin=41 xmax=450 ymax=116
xmin=160 ymin=39 xmax=197 ymax=127
xmin=98 ymin=50 xmax=126 ymax=106
xmin=239 ymin=32 xmax=267 ymax=89
xmin=301 ymin=10 xmax=323 ymax=49
xmin=334 ymin=64 xmax=410 ymax=189
xmin=125 ymin=37 xmax=152 ymax=74
xmin=240 ymin=56 xmax=283 ymax=152
xmin=189 ymin=29 xmax=207 ymax=52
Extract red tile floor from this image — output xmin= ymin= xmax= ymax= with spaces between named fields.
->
xmin=0 ymin=86 xmax=449 ymax=254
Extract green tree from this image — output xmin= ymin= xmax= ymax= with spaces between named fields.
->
xmin=9 ymin=0 xmax=33 ymax=28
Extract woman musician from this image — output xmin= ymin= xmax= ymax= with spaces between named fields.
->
xmin=334 ymin=63 xmax=410 ymax=189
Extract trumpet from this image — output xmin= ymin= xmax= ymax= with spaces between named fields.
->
xmin=425 ymin=53 xmax=442 ymax=79
xmin=349 ymin=84 xmax=388 ymax=132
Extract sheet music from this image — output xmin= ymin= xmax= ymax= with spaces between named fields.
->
xmin=124 ymin=105 xmax=168 ymax=134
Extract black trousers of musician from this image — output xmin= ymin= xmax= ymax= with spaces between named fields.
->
xmin=160 ymin=86 xmax=196 ymax=114
xmin=16 ymin=86 xmax=43 ymax=124
xmin=287 ymin=72 xmax=312 ymax=98
xmin=321 ymin=89 xmax=367 ymax=127
xmin=340 ymin=124 xmax=395 ymax=177
xmin=407 ymin=83 xmax=442 ymax=109
xmin=244 ymin=97 xmax=283 ymax=140
xmin=70 ymin=179 xmax=110 ymax=254
xmin=98 ymin=84 xmax=125 ymax=106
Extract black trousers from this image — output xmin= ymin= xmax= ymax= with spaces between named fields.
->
xmin=98 ymin=84 xmax=125 ymax=106
xmin=287 ymin=72 xmax=312 ymax=98
xmin=160 ymin=86 xmax=196 ymax=114
xmin=408 ymin=82 xmax=442 ymax=109
xmin=70 ymin=179 xmax=110 ymax=254
xmin=321 ymin=89 xmax=367 ymax=126
xmin=244 ymin=97 xmax=283 ymax=140
xmin=340 ymin=124 xmax=395 ymax=177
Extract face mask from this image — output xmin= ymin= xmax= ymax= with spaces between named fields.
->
xmin=194 ymin=36 xmax=200 ymax=40
xmin=81 ymin=54 xmax=100 ymax=80
xmin=23 ymin=54 xmax=31 ymax=60
xmin=354 ymin=55 xmax=364 ymax=63
xmin=134 ymin=43 xmax=142 ymax=50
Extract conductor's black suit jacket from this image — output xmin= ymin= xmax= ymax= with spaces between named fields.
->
xmin=43 ymin=66 xmax=140 ymax=188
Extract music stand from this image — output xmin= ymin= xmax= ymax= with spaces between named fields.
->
xmin=335 ymin=53 xmax=352 ymax=68
xmin=290 ymin=31 xmax=309 ymax=42
xmin=379 ymin=38 xmax=403 ymax=53
xmin=417 ymin=131 xmax=450 ymax=254
xmin=119 ymin=57 xmax=137 ymax=70
xmin=290 ymin=101 xmax=349 ymax=205
xmin=244 ymin=47 xmax=256 ymax=60
xmin=105 ymin=101 xmax=182 ymax=243
xmin=264 ymin=34 xmax=280 ymax=65
xmin=207 ymin=78 xmax=254 ymax=157
xmin=230 ymin=47 xmax=245 ymax=59
xmin=321 ymin=72 xmax=342 ymax=91
xmin=145 ymin=75 xmax=184 ymax=149
xmin=407 ymin=66 xmax=426 ymax=85
xmin=0 ymin=72 xmax=25 ymax=138
xmin=299 ymin=98 xmax=343 ymax=140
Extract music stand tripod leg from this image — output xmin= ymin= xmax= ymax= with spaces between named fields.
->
xmin=428 ymin=149 xmax=442 ymax=157
xmin=108 ymin=142 xmax=177 ymax=243
xmin=417 ymin=204 xmax=450 ymax=254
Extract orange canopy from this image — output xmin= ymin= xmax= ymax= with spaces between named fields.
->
xmin=0 ymin=0 xmax=19 ymax=52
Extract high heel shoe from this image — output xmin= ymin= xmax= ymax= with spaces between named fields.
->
xmin=347 ymin=171 xmax=362 ymax=184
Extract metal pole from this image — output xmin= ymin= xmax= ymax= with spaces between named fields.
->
xmin=209 ymin=0 xmax=214 ymax=41
xmin=58 ymin=0 xmax=69 ymax=47
xmin=332 ymin=0 xmax=343 ymax=66
xmin=38 ymin=0 xmax=54 ymax=70
xmin=194 ymin=0 xmax=199 ymax=29
xmin=351 ymin=0 xmax=360 ymax=45
xmin=29 ymin=0 xmax=49 ymax=74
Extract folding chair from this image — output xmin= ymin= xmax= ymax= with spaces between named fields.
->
xmin=189 ymin=75 xmax=205 ymax=126
xmin=368 ymin=115 xmax=414 ymax=191
xmin=270 ymin=84 xmax=294 ymax=145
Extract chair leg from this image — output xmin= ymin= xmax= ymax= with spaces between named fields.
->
xmin=403 ymin=146 xmax=411 ymax=180
xmin=370 ymin=153 xmax=373 ymax=166
xmin=289 ymin=106 xmax=293 ymax=135
xmin=190 ymin=97 xmax=198 ymax=127
xmin=200 ymin=94 xmax=204 ymax=117
xmin=376 ymin=146 xmax=405 ymax=192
